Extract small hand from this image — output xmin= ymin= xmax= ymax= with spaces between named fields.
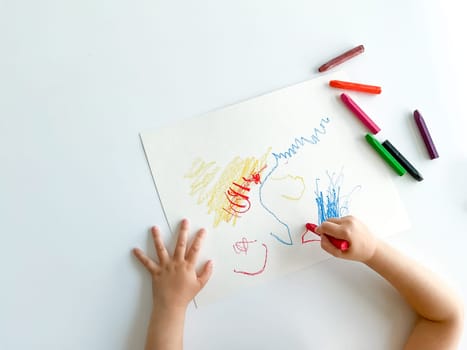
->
xmin=133 ymin=218 xmax=213 ymax=311
xmin=316 ymin=216 xmax=377 ymax=263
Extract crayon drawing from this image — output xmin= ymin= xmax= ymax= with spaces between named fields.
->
xmin=184 ymin=148 xmax=270 ymax=227
xmin=314 ymin=169 xmax=362 ymax=224
xmin=232 ymin=238 xmax=269 ymax=276
xmin=270 ymin=175 xmax=306 ymax=201
xmin=140 ymin=72 xmax=410 ymax=305
xmin=301 ymin=169 xmax=361 ymax=245
xmin=259 ymin=117 xmax=331 ymax=245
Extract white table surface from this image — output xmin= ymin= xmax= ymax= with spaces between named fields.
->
xmin=1 ymin=1 xmax=466 ymax=349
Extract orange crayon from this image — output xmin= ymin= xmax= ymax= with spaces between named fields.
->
xmin=329 ymin=80 xmax=382 ymax=94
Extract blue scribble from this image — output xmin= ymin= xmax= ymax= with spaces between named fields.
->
xmin=259 ymin=117 xmax=331 ymax=245
xmin=314 ymin=169 xmax=361 ymax=224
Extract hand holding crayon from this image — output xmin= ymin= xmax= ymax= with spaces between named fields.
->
xmin=306 ymin=222 xmax=349 ymax=251
xmin=307 ymin=217 xmax=380 ymax=263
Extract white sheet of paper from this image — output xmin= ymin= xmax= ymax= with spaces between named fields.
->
xmin=141 ymin=72 xmax=410 ymax=306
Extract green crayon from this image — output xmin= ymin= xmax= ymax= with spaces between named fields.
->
xmin=365 ymin=134 xmax=406 ymax=176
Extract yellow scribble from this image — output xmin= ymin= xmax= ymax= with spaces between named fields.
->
xmin=270 ymin=174 xmax=305 ymax=200
xmin=184 ymin=158 xmax=220 ymax=205
xmin=184 ymin=148 xmax=271 ymax=228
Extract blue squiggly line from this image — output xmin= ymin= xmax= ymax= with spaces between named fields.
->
xmin=314 ymin=169 xmax=361 ymax=224
xmin=315 ymin=178 xmax=340 ymax=224
xmin=339 ymin=183 xmax=362 ymax=216
xmin=259 ymin=117 xmax=331 ymax=245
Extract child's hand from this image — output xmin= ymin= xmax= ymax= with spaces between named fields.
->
xmin=316 ymin=216 xmax=377 ymax=263
xmin=133 ymin=218 xmax=213 ymax=312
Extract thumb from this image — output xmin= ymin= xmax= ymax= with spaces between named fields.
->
xmin=197 ymin=260 xmax=214 ymax=289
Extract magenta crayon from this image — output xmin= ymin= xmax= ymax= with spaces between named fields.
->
xmin=414 ymin=110 xmax=439 ymax=159
xmin=340 ymin=93 xmax=381 ymax=134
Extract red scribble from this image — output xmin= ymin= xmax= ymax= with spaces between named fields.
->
xmin=242 ymin=164 xmax=267 ymax=184
xmin=223 ymin=165 xmax=267 ymax=217
xmin=301 ymin=227 xmax=321 ymax=245
xmin=233 ymin=242 xmax=268 ymax=276
xmin=231 ymin=182 xmax=250 ymax=192
xmin=233 ymin=237 xmax=257 ymax=254
xmin=224 ymin=195 xmax=251 ymax=213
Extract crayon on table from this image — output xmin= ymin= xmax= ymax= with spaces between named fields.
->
xmin=305 ymin=223 xmax=349 ymax=251
xmin=318 ymin=45 xmax=365 ymax=72
xmin=365 ymin=134 xmax=406 ymax=176
xmin=329 ymin=80 xmax=382 ymax=94
xmin=340 ymin=93 xmax=381 ymax=134
xmin=413 ymin=110 xmax=439 ymax=159
xmin=382 ymin=140 xmax=423 ymax=181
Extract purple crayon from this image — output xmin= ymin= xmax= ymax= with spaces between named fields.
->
xmin=414 ymin=110 xmax=439 ymax=159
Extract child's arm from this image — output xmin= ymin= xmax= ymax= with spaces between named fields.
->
xmin=317 ymin=216 xmax=464 ymax=350
xmin=133 ymin=219 xmax=213 ymax=350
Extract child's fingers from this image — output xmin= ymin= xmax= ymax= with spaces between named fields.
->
xmin=185 ymin=228 xmax=206 ymax=266
xmin=317 ymin=221 xmax=350 ymax=240
xmin=197 ymin=260 xmax=213 ymax=289
xmin=173 ymin=218 xmax=189 ymax=261
xmin=320 ymin=235 xmax=344 ymax=258
xmin=151 ymin=226 xmax=169 ymax=264
xmin=133 ymin=248 xmax=160 ymax=273
xmin=326 ymin=217 xmax=345 ymax=224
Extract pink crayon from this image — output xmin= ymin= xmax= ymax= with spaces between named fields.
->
xmin=340 ymin=93 xmax=381 ymax=134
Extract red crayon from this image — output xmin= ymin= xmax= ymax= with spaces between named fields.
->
xmin=305 ymin=223 xmax=349 ymax=251
xmin=318 ymin=45 xmax=365 ymax=73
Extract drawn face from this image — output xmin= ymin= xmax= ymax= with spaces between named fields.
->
xmin=232 ymin=238 xmax=268 ymax=276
